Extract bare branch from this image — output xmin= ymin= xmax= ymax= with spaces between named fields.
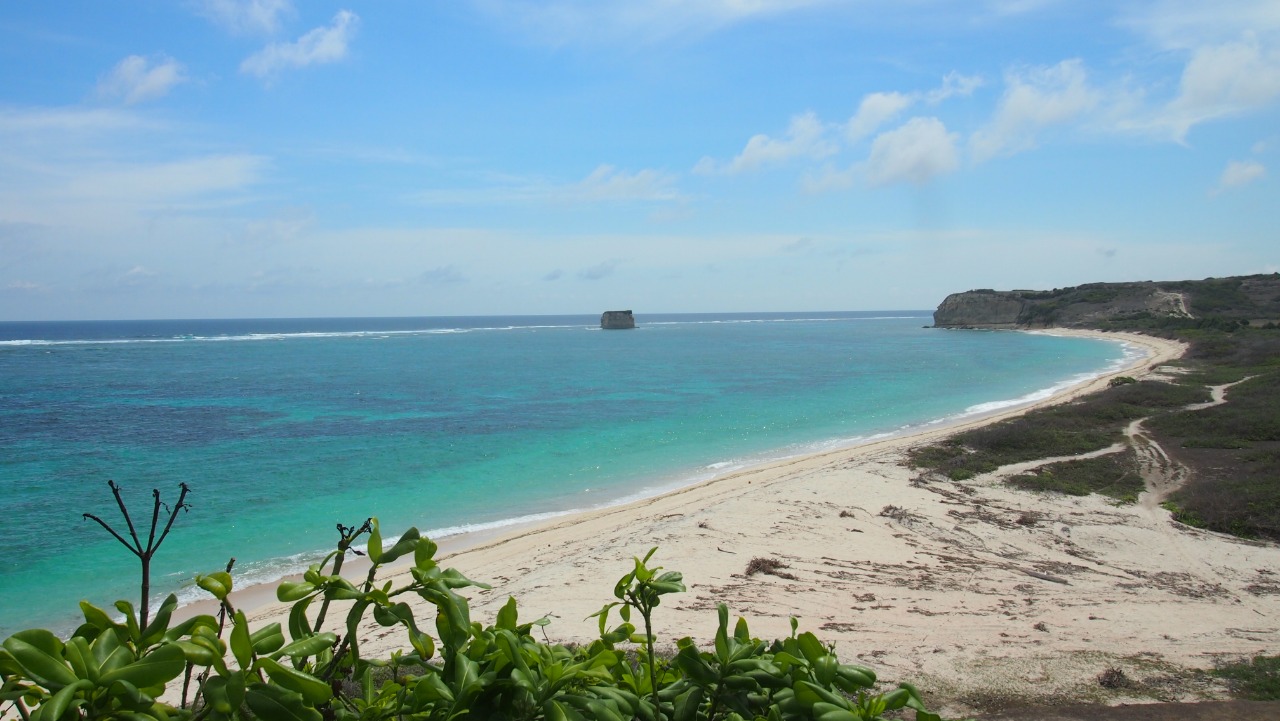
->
xmin=83 ymin=512 xmax=142 ymax=556
xmin=108 ymin=480 xmax=143 ymax=550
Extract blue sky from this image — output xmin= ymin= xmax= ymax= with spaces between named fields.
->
xmin=1 ymin=1 xmax=1277 ymax=320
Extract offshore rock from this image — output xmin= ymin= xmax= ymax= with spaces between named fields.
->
xmin=601 ymin=310 xmax=636 ymax=329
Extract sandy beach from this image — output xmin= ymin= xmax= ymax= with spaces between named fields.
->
xmin=222 ymin=330 xmax=1279 ymax=717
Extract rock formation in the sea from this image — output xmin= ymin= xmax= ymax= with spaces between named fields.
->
xmin=933 ymin=274 xmax=1280 ymax=329
xmin=600 ymin=310 xmax=636 ymax=329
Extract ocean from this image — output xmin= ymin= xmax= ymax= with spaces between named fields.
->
xmin=0 ymin=312 xmax=1133 ymax=635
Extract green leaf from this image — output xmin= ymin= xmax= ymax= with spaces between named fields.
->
xmin=171 ymin=640 xmax=217 ymax=666
xmin=140 ymin=595 xmax=179 ymax=646
xmin=673 ymin=686 xmax=704 ymax=721
xmin=545 ymin=699 xmax=587 ymax=721
xmin=196 ymin=572 xmax=233 ymax=602
xmin=98 ymin=643 xmax=186 ymax=688
xmin=114 ymin=600 xmax=141 ymax=642
xmin=276 ymin=582 xmax=317 ymax=603
xmin=230 ymin=610 xmax=253 ymax=669
xmin=288 ymin=596 xmax=314 ymax=641
xmin=796 ymin=632 xmax=826 ymax=665
xmin=377 ymin=527 xmax=420 ymax=564
xmin=257 ymin=657 xmax=333 ymax=705
xmin=3 ymin=631 xmax=77 ymax=689
xmin=272 ymin=633 xmax=337 ymax=661
xmin=813 ymin=701 xmax=859 ymax=721
xmin=31 ymin=679 xmax=91 ymax=721
xmin=79 ymin=601 xmax=116 ymax=632
xmin=250 ymin=623 xmax=285 ymax=655
xmin=496 ymin=597 xmax=518 ymax=630
xmin=414 ymin=537 xmax=439 ymax=569
xmin=366 ymin=517 xmax=384 ymax=564
xmin=245 ymin=683 xmax=323 ymax=721
xmin=64 ymin=637 xmax=96 ymax=684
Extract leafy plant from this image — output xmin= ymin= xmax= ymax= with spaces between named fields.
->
xmin=2 ymin=521 xmax=950 ymax=720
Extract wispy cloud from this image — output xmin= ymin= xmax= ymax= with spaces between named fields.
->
xmin=1160 ymin=36 xmax=1280 ymax=140
xmin=970 ymin=59 xmax=1099 ymax=162
xmin=197 ymin=0 xmax=295 ymax=35
xmin=0 ymin=106 xmax=160 ymax=135
xmin=241 ymin=10 xmax=359 ymax=78
xmin=415 ymin=165 xmax=684 ymax=206
xmin=1212 ymin=158 xmax=1266 ymax=194
xmin=96 ymin=55 xmax=187 ymax=105
xmin=695 ymin=112 xmax=837 ymax=175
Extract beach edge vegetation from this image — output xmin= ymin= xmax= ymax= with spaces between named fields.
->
xmin=1 ymin=516 xmax=947 ymax=721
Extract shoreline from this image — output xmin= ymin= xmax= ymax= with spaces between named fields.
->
xmin=179 ymin=327 xmax=1159 ymax=623
xmin=195 ymin=329 xmax=1280 ymax=716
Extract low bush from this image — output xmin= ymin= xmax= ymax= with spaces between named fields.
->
xmin=0 ymin=521 xmax=947 ymax=721
xmin=1005 ymin=451 xmax=1144 ymax=503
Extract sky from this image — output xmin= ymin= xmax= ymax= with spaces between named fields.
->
xmin=1 ymin=1 xmax=1277 ymax=320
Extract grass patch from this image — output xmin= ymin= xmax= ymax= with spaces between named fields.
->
xmin=1006 ymin=451 xmax=1144 ymax=503
xmin=1214 ymin=655 xmax=1280 ymax=700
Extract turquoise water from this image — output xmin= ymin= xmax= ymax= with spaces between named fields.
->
xmin=0 ymin=312 xmax=1131 ymax=635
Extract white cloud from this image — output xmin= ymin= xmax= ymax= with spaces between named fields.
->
xmin=846 ymin=92 xmax=912 ymax=143
xmin=96 ymin=55 xmax=187 ymax=105
xmin=570 ymin=165 xmax=682 ymax=202
xmin=846 ymin=73 xmax=981 ymax=144
xmin=1121 ymin=0 xmax=1280 ymax=50
xmin=1159 ymin=35 xmax=1280 ymax=140
xmin=970 ymin=59 xmax=1099 ymax=162
xmin=865 ymin=117 xmax=959 ymax=186
xmin=1214 ymin=159 xmax=1266 ymax=193
xmin=925 ymin=71 xmax=984 ymax=103
xmin=240 ymin=10 xmax=359 ymax=78
xmin=699 ymin=112 xmax=836 ymax=174
xmin=198 ymin=0 xmax=295 ymax=35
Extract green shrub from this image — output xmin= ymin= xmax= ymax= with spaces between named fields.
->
xmin=0 ymin=522 xmax=947 ymax=721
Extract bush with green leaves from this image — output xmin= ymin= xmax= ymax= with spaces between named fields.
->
xmin=1 ymin=519 xmax=948 ymax=721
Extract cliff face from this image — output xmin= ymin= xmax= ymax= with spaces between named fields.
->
xmin=933 ymin=281 xmax=1199 ymax=329
xmin=933 ymin=292 xmax=1027 ymax=328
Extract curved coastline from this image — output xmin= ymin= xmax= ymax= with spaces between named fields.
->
xmin=173 ymin=328 xmax=1157 ymax=620
xmin=188 ymin=333 xmax=1187 ymax=614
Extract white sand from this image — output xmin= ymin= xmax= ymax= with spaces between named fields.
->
xmin=222 ymin=330 xmax=1280 ymax=717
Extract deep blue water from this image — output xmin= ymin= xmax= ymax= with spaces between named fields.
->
xmin=0 ymin=312 xmax=1132 ymax=635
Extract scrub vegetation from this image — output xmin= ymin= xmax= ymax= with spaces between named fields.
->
xmin=913 ymin=273 xmax=1280 ymax=542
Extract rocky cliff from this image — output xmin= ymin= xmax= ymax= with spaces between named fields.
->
xmin=933 ymin=275 xmax=1280 ymax=329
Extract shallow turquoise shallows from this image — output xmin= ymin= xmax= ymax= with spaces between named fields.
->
xmin=0 ymin=312 xmax=1132 ymax=634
